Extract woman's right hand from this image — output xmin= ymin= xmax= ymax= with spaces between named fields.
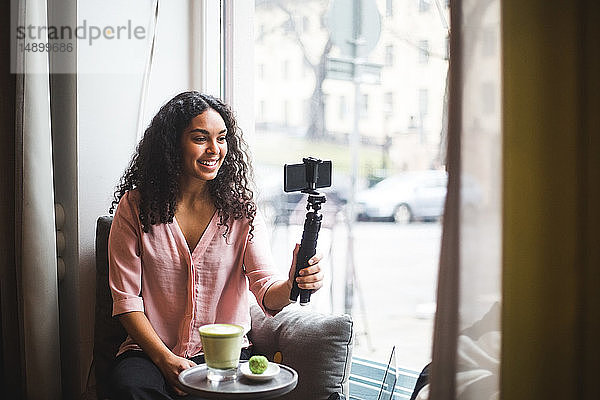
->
xmin=156 ymin=352 xmax=197 ymax=396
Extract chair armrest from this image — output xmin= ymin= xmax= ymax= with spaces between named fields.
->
xmin=249 ymin=304 xmax=353 ymax=400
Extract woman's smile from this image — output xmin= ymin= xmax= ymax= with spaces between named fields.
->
xmin=198 ymin=159 xmax=219 ymax=167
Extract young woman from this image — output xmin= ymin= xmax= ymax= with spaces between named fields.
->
xmin=108 ymin=92 xmax=323 ymax=398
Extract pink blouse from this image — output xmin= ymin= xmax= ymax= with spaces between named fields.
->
xmin=108 ymin=191 xmax=282 ymax=358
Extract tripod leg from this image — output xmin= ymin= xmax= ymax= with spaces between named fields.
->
xmin=352 ymin=257 xmax=375 ymax=352
xmin=345 ymin=212 xmax=374 ymax=351
xmin=290 ymin=211 xmax=322 ymax=305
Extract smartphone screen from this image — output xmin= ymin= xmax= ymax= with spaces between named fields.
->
xmin=283 ymin=160 xmax=332 ymax=192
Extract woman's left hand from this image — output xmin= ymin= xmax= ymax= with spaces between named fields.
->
xmin=288 ymin=243 xmax=324 ymax=293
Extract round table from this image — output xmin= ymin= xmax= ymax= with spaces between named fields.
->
xmin=178 ymin=362 xmax=298 ymax=399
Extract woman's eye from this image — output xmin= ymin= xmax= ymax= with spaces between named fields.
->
xmin=193 ymin=136 xmax=207 ymax=143
xmin=217 ymin=136 xmax=227 ymax=142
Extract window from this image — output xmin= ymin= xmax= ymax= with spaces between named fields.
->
xmin=257 ymin=23 xmax=265 ymax=41
xmin=302 ymin=16 xmax=310 ymax=32
xmin=257 ymin=63 xmax=265 ymax=80
xmin=418 ymin=40 xmax=429 ymax=64
xmin=385 ymin=45 xmax=394 ymax=66
xmin=384 ymin=92 xmax=394 ymax=115
xmin=283 ymin=59 xmax=290 ymax=80
xmin=283 ymin=17 xmax=293 ymax=33
xmin=386 ymin=0 xmax=394 ymax=17
xmin=361 ymin=93 xmax=369 ymax=116
xmin=304 ymin=99 xmax=311 ymax=121
xmin=419 ymin=88 xmax=429 ymax=116
xmin=419 ymin=0 xmax=431 ymax=13
xmin=409 ymin=115 xmax=418 ymax=129
xmin=339 ymin=95 xmax=348 ymax=119
xmin=283 ymin=100 xmax=290 ymax=126
xmin=253 ymin=0 xmax=449 ymax=372
xmin=258 ymin=100 xmax=266 ymax=120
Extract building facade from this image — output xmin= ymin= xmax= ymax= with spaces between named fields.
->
xmin=254 ymin=0 xmax=449 ymax=173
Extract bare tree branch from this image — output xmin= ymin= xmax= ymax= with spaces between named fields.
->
xmin=263 ymin=0 xmax=332 ymax=139
xmin=274 ymin=1 xmax=318 ymax=71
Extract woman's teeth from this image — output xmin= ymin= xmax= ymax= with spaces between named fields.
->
xmin=199 ymin=160 xmax=217 ymax=166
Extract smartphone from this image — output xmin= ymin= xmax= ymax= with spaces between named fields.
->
xmin=284 ymin=160 xmax=332 ymax=192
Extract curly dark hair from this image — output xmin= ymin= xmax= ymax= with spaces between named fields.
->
xmin=110 ymin=91 xmax=256 ymax=238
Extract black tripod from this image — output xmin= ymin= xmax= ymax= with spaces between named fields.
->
xmin=289 ymin=191 xmax=326 ymax=305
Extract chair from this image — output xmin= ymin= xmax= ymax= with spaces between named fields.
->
xmin=92 ymin=216 xmax=354 ymax=400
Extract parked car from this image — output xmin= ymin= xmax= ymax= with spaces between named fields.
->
xmin=355 ymin=170 xmax=448 ymax=223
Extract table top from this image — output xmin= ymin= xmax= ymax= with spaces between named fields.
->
xmin=178 ymin=362 xmax=298 ymax=399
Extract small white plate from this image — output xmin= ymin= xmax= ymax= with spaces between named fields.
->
xmin=240 ymin=361 xmax=280 ymax=381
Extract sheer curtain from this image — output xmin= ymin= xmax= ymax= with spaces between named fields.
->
xmin=428 ymin=0 xmax=502 ymax=399
xmin=14 ymin=0 xmax=62 ymax=398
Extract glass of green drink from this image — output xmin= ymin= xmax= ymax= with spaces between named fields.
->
xmin=198 ymin=324 xmax=244 ymax=382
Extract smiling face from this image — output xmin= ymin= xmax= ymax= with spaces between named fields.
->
xmin=180 ymin=109 xmax=228 ymax=184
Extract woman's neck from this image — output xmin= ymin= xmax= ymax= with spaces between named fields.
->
xmin=178 ymin=179 xmax=213 ymax=210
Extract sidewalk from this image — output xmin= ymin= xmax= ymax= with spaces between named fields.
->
xmin=267 ymin=219 xmax=441 ymax=371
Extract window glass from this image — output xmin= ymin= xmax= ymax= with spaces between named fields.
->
xmin=386 ymin=0 xmax=394 ymax=17
xmin=253 ymin=0 xmax=449 ymax=370
xmin=418 ymin=40 xmax=430 ymax=64
xmin=339 ymin=96 xmax=348 ymax=119
xmin=361 ymin=93 xmax=369 ymax=116
xmin=419 ymin=88 xmax=429 ymax=116
xmin=385 ymin=44 xmax=394 ymax=66
xmin=384 ymin=92 xmax=393 ymax=114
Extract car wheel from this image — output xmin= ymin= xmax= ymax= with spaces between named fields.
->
xmin=393 ymin=204 xmax=412 ymax=224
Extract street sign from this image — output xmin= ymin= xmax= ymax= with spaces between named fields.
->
xmin=326 ymin=57 xmax=382 ymax=84
xmin=327 ymin=0 xmax=381 ymax=58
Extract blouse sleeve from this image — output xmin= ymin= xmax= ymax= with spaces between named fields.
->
xmin=243 ymin=212 xmax=285 ymax=316
xmin=108 ymin=191 xmax=145 ymax=316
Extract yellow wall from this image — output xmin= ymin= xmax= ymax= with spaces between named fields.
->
xmin=502 ymin=1 xmax=600 ymax=399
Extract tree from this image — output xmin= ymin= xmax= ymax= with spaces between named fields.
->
xmin=255 ymin=0 xmax=332 ymax=140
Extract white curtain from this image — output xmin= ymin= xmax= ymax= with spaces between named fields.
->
xmin=15 ymin=0 xmax=62 ymax=398
xmin=427 ymin=0 xmax=502 ymax=399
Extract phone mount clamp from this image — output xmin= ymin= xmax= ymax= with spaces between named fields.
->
xmin=289 ymin=157 xmax=327 ymax=305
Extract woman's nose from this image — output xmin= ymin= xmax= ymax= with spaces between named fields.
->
xmin=206 ymin=139 xmax=219 ymax=154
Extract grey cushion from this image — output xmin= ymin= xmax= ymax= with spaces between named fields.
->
xmin=249 ymin=304 xmax=353 ymax=400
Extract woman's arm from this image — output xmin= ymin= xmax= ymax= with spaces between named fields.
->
xmin=262 ymin=280 xmax=293 ymax=311
xmin=263 ymin=243 xmax=324 ymax=311
xmin=118 ymin=311 xmax=195 ymax=396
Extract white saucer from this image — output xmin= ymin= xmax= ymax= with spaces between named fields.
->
xmin=240 ymin=361 xmax=280 ymax=381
